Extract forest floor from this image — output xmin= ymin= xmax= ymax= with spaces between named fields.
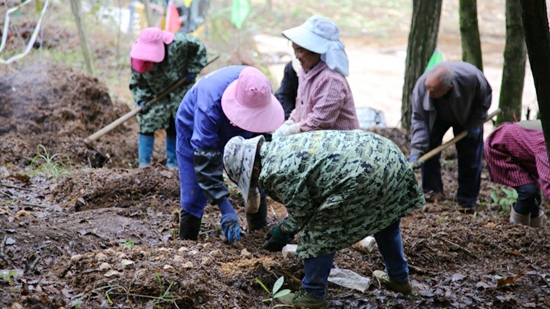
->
xmin=1 ymin=1 xmax=550 ymax=308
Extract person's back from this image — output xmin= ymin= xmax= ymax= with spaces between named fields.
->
xmin=484 ymin=120 xmax=548 ymax=227
xmin=176 ymin=65 xmax=248 ymax=149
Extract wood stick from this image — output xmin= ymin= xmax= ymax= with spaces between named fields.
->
xmin=0 ymin=183 xmax=32 ymax=192
xmin=412 ymin=108 xmax=501 ymax=168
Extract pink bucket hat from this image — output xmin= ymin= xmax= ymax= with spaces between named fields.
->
xmin=130 ymin=27 xmax=175 ymax=63
xmin=221 ymin=67 xmax=284 ymax=133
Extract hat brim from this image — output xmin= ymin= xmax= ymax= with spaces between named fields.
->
xmin=238 ymin=135 xmax=264 ymax=204
xmin=282 ymin=26 xmax=328 ymax=54
xmin=223 ymin=135 xmax=265 ymax=205
xmin=221 ymin=80 xmax=285 ymax=133
xmin=130 ymin=41 xmax=165 ymax=63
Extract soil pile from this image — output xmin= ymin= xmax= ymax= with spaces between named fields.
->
xmin=0 ymin=63 xmax=137 ymax=168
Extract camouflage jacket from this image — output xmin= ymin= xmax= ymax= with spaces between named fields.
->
xmin=130 ymin=33 xmax=207 ymax=132
xmin=259 ymin=130 xmax=425 ymax=259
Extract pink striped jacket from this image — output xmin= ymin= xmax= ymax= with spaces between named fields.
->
xmin=289 ymin=61 xmax=360 ymax=132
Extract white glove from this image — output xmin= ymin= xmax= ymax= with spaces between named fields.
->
xmin=273 ymin=120 xmax=301 ymax=137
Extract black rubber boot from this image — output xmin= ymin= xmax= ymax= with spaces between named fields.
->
xmin=246 ymin=190 xmax=267 ymax=231
xmin=179 ymin=210 xmax=202 ymax=240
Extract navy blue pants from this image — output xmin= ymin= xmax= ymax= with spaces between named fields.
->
xmin=421 ymin=118 xmax=483 ymax=208
xmin=301 ymin=220 xmax=408 ymax=299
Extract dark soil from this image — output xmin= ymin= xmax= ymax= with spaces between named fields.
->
xmin=1 ymin=63 xmax=549 ymax=309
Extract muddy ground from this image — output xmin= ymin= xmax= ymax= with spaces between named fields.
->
xmin=1 ymin=63 xmax=549 ymax=309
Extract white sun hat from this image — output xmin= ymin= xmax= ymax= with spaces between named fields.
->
xmin=223 ymin=135 xmax=265 ymax=205
xmin=282 ymin=15 xmax=349 ymax=76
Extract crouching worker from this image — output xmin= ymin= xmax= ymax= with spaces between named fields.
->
xmin=223 ymin=130 xmax=425 ymax=308
xmin=484 ymin=120 xmax=548 ymax=227
xmin=175 ymin=66 xmax=284 ymax=242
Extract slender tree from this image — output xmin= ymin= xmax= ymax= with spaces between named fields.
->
xmin=459 ymin=0 xmax=483 ymax=70
xmin=520 ymin=0 xmax=550 ymax=160
xmin=70 ymin=0 xmax=94 ymax=75
xmin=401 ymin=0 xmax=443 ymax=130
xmin=498 ymin=0 xmax=526 ymax=124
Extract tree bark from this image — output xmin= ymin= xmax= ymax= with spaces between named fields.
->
xmin=401 ymin=0 xmax=443 ymax=130
xmin=69 ymin=0 xmax=94 ymax=76
xmin=459 ymin=0 xmax=483 ymax=71
xmin=498 ymin=0 xmax=526 ymax=124
xmin=520 ymin=0 xmax=550 ymax=160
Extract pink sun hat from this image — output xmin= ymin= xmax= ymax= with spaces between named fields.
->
xmin=130 ymin=27 xmax=175 ymax=63
xmin=221 ymin=67 xmax=284 ymax=133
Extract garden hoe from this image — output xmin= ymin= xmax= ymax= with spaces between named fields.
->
xmin=84 ymin=54 xmax=219 ymax=145
xmin=82 ymin=55 xmax=219 ymax=166
xmin=410 ymin=108 xmax=501 ymax=169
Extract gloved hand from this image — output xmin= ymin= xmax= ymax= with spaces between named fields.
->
xmin=263 ymin=222 xmax=293 ymax=252
xmin=218 ymin=199 xmax=241 ymax=243
xmin=466 ymin=127 xmax=482 ymax=140
xmin=186 ymin=73 xmax=197 ymax=82
xmin=408 ymin=154 xmax=424 ymax=170
xmin=273 ymin=120 xmax=301 ymax=137
xmin=138 ymin=101 xmax=150 ymax=113
xmin=221 ymin=212 xmax=241 ymax=243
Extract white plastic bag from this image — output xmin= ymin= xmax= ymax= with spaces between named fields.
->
xmin=328 ymin=268 xmax=372 ymax=293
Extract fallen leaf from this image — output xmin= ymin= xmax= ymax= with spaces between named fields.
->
xmin=507 ymin=251 xmax=522 ymax=257
xmin=485 ymin=222 xmax=497 ymax=228
xmin=497 ymin=276 xmax=516 ymax=288
xmin=476 ymin=281 xmax=493 ymax=289
xmin=452 ymin=273 xmax=466 ymax=282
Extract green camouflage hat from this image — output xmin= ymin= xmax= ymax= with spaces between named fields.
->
xmin=223 ymin=135 xmax=265 ymax=204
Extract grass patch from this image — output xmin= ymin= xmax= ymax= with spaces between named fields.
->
xmin=29 ymin=145 xmax=70 ymax=178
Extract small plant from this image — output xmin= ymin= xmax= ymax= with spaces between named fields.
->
xmin=30 ymin=145 xmax=70 ymax=178
xmin=490 ymin=185 xmax=517 ymax=213
xmin=120 ymin=239 xmax=135 ymax=249
xmin=72 ymin=278 xmax=181 ymax=309
xmin=256 ymin=276 xmax=292 ymax=307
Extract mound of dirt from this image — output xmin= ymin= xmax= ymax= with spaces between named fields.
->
xmin=0 ymin=63 xmax=137 ymax=168
xmin=0 ymin=63 xmax=114 ymax=136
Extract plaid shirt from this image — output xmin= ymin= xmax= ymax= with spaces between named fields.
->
xmin=289 ymin=61 xmax=360 ymax=131
xmin=484 ymin=122 xmax=550 ymax=199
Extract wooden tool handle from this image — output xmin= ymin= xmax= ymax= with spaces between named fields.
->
xmin=412 ymin=108 xmax=501 ymax=167
xmin=84 ymin=55 xmax=219 ymax=144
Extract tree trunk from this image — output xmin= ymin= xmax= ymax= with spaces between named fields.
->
xmin=520 ymin=0 xmax=550 ymax=161
xmin=142 ymin=0 xmax=153 ymax=28
xmin=70 ymin=0 xmax=94 ymax=76
xmin=401 ymin=0 xmax=443 ymax=130
xmin=498 ymin=0 xmax=526 ymax=124
xmin=459 ymin=0 xmax=483 ymax=71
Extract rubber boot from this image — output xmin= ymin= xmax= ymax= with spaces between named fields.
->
xmin=179 ymin=210 xmax=202 ymax=240
xmin=246 ymin=190 xmax=267 ymax=231
xmin=166 ymin=134 xmax=178 ymax=169
xmin=530 ymin=211 xmax=544 ymax=228
xmin=138 ymin=134 xmax=155 ymax=168
xmin=510 ymin=206 xmax=530 ymax=227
